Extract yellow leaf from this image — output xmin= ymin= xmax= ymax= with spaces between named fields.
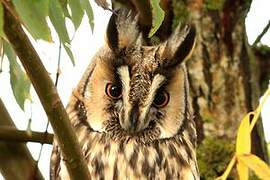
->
xmin=236 ymin=113 xmax=252 ymax=154
xmin=238 ymin=154 xmax=270 ymax=180
xmin=236 ymin=156 xmax=249 ymax=180
xmin=250 ymin=86 xmax=270 ymax=131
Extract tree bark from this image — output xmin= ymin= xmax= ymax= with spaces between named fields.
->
xmin=184 ymin=0 xmax=267 ymax=155
xmin=176 ymin=0 xmax=269 ymax=177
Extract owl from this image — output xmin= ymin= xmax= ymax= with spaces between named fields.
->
xmin=50 ymin=9 xmax=199 ymax=180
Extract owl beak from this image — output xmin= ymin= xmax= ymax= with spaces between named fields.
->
xmin=129 ymin=105 xmax=139 ymax=133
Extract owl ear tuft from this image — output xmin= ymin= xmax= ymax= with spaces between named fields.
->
xmin=106 ymin=11 xmax=119 ymax=51
xmin=106 ymin=9 xmax=142 ymax=52
xmin=159 ymin=24 xmax=196 ymax=67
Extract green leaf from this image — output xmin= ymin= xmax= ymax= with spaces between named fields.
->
xmin=68 ymin=0 xmax=84 ymax=29
xmin=148 ymin=0 xmax=165 ymax=37
xmin=12 ymin=0 xmax=52 ymax=41
xmin=3 ymin=41 xmax=31 ymax=110
xmin=0 ymin=3 xmax=4 ymax=37
xmin=49 ymin=0 xmax=75 ymax=64
xmin=49 ymin=0 xmax=70 ymax=44
xmin=80 ymin=0 xmax=94 ymax=32
xmin=58 ymin=0 xmax=71 ymax=18
xmin=63 ymin=43 xmax=75 ymax=65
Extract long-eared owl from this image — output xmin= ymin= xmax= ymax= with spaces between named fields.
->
xmin=50 ymin=9 xmax=199 ymax=180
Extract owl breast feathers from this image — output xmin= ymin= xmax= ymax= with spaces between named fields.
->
xmin=50 ymin=9 xmax=199 ymax=180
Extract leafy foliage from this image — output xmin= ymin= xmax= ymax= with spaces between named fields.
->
xmin=48 ymin=0 xmax=75 ymax=65
xmin=148 ymin=0 xmax=165 ymax=37
xmin=12 ymin=0 xmax=52 ymax=41
xmin=7 ymin=0 xmax=96 ymax=65
xmin=3 ymin=40 xmax=31 ymax=110
xmin=68 ymin=0 xmax=84 ymax=29
xmin=80 ymin=0 xmax=94 ymax=32
xmin=217 ymin=87 xmax=270 ymax=180
xmin=0 ymin=0 xmax=96 ymax=107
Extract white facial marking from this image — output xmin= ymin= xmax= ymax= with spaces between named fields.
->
xmin=117 ymin=66 xmax=131 ymax=127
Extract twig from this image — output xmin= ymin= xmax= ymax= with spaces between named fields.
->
xmin=0 ymin=44 xmax=3 ymax=73
xmin=36 ymin=38 xmax=62 ymax=168
xmin=55 ymin=40 xmax=62 ymax=87
xmin=2 ymin=2 xmax=91 ymax=180
xmin=0 ymin=127 xmax=53 ymax=144
xmin=253 ymin=20 xmax=270 ymax=46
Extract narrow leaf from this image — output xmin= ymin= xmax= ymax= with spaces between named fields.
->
xmin=68 ymin=0 xmax=84 ymax=29
xmin=49 ymin=0 xmax=70 ymax=44
xmin=236 ymin=112 xmax=252 ymax=154
xmin=58 ymin=0 xmax=71 ymax=18
xmin=3 ymin=41 xmax=31 ymax=110
xmin=250 ymin=86 xmax=270 ymax=130
xmin=238 ymin=154 xmax=270 ymax=180
xmin=80 ymin=0 xmax=94 ymax=32
xmin=0 ymin=3 xmax=4 ymax=37
xmin=49 ymin=0 xmax=76 ymax=65
xmin=236 ymin=161 xmax=249 ymax=180
xmin=63 ymin=43 xmax=75 ymax=65
xmin=12 ymin=0 xmax=52 ymax=41
xmin=148 ymin=0 xmax=165 ymax=37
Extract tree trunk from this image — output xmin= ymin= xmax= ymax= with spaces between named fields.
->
xmin=183 ymin=0 xmax=268 ymax=178
xmin=113 ymin=0 xmax=269 ymax=178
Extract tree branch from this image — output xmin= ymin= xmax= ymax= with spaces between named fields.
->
xmin=0 ymin=99 xmax=44 ymax=180
xmin=2 ymin=1 xmax=91 ymax=179
xmin=0 ymin=127 xmax=53 ymax=144
xmin=253 ymin=20 xmax=270 ymax=46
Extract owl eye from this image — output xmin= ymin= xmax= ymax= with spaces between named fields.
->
xmin=105 ymin=83 xmax=122 ymax=100
xmin=153 ymin=91 xmax=170 ymax=108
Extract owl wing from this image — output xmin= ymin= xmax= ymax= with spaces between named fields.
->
xmin=50 ymin=140 xmax=61 ymax=180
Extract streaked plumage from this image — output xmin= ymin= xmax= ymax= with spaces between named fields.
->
xmin=50 ymin=9 xmax=199 ymax=180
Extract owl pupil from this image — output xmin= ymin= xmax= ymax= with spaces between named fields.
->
xmin=106 ymin=83 xmax=122 ymax=99
xmin=111 ymin=86 xmax=121 ymax=97
xmin=153 ymin=91 xmax=169 ymax=108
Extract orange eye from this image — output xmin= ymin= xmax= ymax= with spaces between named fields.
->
xmin=105 ymin=83 xmax=122 ymax=100
xmin=153 ymin=91 xmax=169 ymax=108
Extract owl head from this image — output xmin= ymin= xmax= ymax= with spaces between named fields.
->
xmin=80 ymin=9 xmax=196 ymax=143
